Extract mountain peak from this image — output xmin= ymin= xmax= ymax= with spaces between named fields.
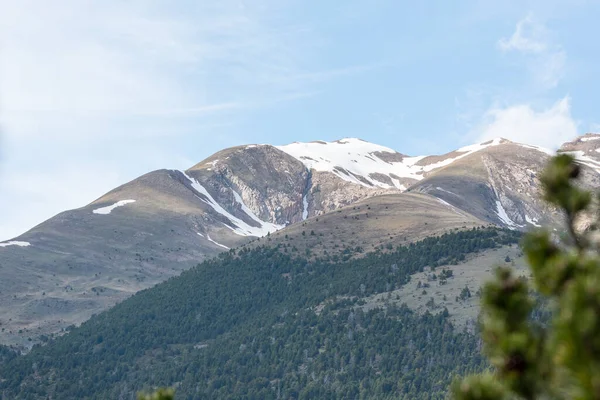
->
xmin=276 ymin=138 xmax=415 ymax=189
xmin=333 ymin=137 xmax=370 ymax=144
xmin=557 ymin=133 xmax=600 ymax=174
xmin=577 ymin=132 xmax=600 ymax=142
xmin=282 ymin=137 xmax=397 ymax=152
xmin=484 ymin=137 xmax=512 ymax=144
xmin=560 ymin=133 xmax=600 ymax=149
xmin=456 ymin=137 xmax=509 ymax=152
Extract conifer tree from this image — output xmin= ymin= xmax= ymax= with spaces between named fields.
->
xmin=454 ymin=154 xmax=600 ymax=399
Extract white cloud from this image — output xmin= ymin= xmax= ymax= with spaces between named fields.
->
xmin=476 ymin=97 xmax=578 ymax=149
xmin=498 ymin=15 xmax=566 ymax=88
xmin=498 ymin=15 xmax=548 ymax=53
xmin=535 ymin=50 xmax=566 ymax=88
xmin=0 ymin=1 xmax=306 ymax=132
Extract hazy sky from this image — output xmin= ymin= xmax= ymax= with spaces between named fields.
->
xmin=1 ymin=0 xmax=599 ymax=240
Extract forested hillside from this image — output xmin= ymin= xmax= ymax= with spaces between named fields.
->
xmin=0 ymin=345 xmax=16 ymax=365
xmin=0 ymin=227 xmax=520 ymax=399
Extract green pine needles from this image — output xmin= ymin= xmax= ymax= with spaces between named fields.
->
xmin=454 ymin=154 xmax=600 ymax=400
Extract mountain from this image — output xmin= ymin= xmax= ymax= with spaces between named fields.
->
xmin=410 ymin=138 xmax=557 ymax=228
xmin=0 ymin=227 xmax=521 ymax=399
xmin=257 ymin=192 xmax=486 ymax=261
xmin=1 ymin=135 xmax=599 ymax=348
xmin=558 ymin=132 xmax=600 ymax=173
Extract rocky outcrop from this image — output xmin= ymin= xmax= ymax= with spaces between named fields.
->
xmin=187 ymin=145 xmax=310 ymax=226
xmin=411 ymin=141 xmax=559 ymax=228
xmin=309 ymin=171 xmax=398 ymax=216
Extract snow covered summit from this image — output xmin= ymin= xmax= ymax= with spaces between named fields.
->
xmin=276 ymin=138 xmax=420 ymax=189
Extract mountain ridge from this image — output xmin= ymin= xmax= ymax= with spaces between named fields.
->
xmin=1 ymin=133 xmax=599 ymax=348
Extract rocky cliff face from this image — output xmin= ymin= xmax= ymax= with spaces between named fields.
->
xmin=2 ymin=134 xmax=599 ymax=348
xmin=559 ymin=133 xmax=600 ymax=166
xmin=411 ymin=140 xmax=558 ymax=228
xmin=558 ymin=133 xmax=600 ymax=187
xmin=557 ymin=133 xmax=600 ymax=231
xmin=187 ymin=145 xmax=309 ymax=226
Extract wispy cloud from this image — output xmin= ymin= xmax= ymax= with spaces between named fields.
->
xmin=459 ymin=14 xmax=577 ymax=151
xmin=498 ymin=15 xmax=566 ymax=88
xmin=132 ymin=103 xmax=242 ymax=117
xmin=0 ymin=0 xmax=377 ymax=135
xmin=498 ymin=15 xmax=549 ymax=53
xmin=0 ymin=2 xmax=306 ymax=121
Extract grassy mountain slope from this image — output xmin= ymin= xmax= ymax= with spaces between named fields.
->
xmin=359 ymin=244 xmax=528 ymax=328
xmin=249 ymin=192 xmax=486 ymax=260
xmin=0 ymin=169 xmax=259 ymax=348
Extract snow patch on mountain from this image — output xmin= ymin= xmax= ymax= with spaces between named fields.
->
xmin=436 ymin=187 xmax=460 ymax=197
xmin=302 ymin=195 xmax=309 ymax=220
xmin=580 ymin=136 xmax=600 ymax=142
xmin=182 ymin=172 xmax=283 ymax=237
xmin=206 ymin=234 xmax=229 ymax=249
xmin=564 ymin=151 xmax=600 ymax=174
xmin=232 ymin=190 xmax=284 ymax=233
xmin=421 ymin=138 xmax=505 ymax=172
xmin=391 ymin=178 xmax=405 ymax=191
xmin=516 ymin=143 xmax=554 ymax=156
xmin=277 ymin=138 xmax=527 ymax=190
xmin=93 ymin=200 xmax=136 ymax=215
xmin=435 ymin=197 xmax=466 ymax=217
xmin=0 ymin=241 xmax=31 ymax=248
xmin=525 ymin=215 xmax=541 ymax=227
xmin=276 ymin=138 xmax=425 ymax=188
xmin=495 ymin=201 xmax=519 ymax=229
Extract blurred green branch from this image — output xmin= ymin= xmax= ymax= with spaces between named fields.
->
xmin=454 ymin=154 xmax=600 ymax=400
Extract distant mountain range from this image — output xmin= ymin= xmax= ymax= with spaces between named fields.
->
xmin=1 ymin=133 xmax=600 ymax=348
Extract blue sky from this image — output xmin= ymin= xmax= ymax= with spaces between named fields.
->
xmin=0 ymin=0 xmax=599 ymax=240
